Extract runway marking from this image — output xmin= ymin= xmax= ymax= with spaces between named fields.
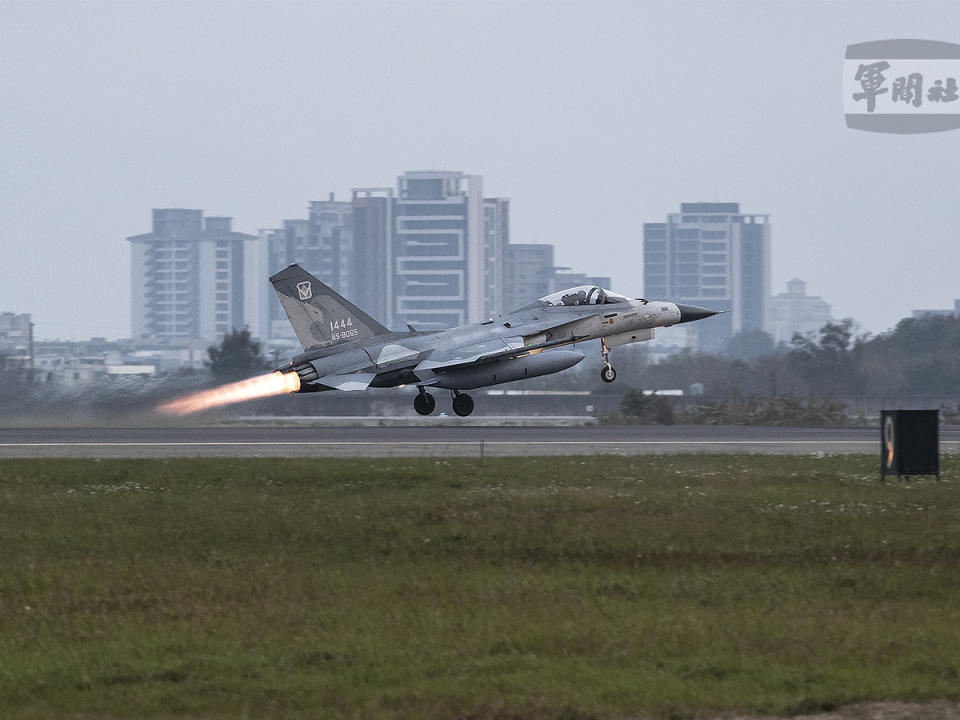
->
xmin=0 ymin=440 xmax=906 ymax=447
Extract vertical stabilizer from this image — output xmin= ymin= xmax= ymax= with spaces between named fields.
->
xmin=269 ymin=264 xmax=390 ymax=349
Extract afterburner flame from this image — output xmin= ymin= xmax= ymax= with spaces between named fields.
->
xmin=156 ymin=371 xmax=301 ymax=416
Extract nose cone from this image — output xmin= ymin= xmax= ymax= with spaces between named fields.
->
xmin=676 ymin=304 xmax=720 ymax=324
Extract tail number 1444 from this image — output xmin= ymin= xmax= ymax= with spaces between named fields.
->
xmin=330 ymin=317 xmax=358 ymax=341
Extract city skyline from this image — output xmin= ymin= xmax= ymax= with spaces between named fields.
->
xmin=126 ymin=168 xmax=613 ymax=345
xmin=3 ymin=1 xmax=960 ymax=341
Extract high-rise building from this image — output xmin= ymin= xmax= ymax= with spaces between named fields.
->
xmin=128 ymin=210 xmax=259 ymax=342
xmin=502 ymin=243 xmax=555 ymax=313
xmin=482 ymin=197 xmax=509 ymax=317
xmin=770 ymin=278 xmax=833 ymax=344
xmin=308 ymin=195 xmax=353 ymax=294
xmin=343 ymin=172 xmax=509 ymax=331
xmin=261 ymin=219 xmax=310 ymax=340
xmin=392 ymin=171 xmax=483 ymax=330
xmin=643 ymin=202 xmax=771 ymax=351
xmin=350 ymin=187 xmax=394 ymax=326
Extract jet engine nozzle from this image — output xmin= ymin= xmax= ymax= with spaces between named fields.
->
xmin=275 ymin=363 xmax=319 ymax=392
xmin=293 ymin=363 xmax=319 ymax=384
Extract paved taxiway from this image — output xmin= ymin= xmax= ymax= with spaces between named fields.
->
xmin=1 ymin=424 xmax=958 ymax=459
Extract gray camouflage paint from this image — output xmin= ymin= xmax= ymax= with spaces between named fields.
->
xmin=270 ymin=264 xmax=718 ymax=398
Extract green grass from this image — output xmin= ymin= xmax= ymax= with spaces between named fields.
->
xmin=0 ymin=455 xmax=958 ymax=719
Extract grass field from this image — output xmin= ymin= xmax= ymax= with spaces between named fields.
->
xmin=0 ymin=454 xmax=958 ymax=719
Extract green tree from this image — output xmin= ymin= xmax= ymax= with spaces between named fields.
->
xmin=819 ymin=319 xmax=853 ymax=355
xmin=207 ymin=329 xmax=268 ymax=381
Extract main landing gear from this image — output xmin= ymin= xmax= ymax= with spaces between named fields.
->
xmin=451 ymin=390 xmax=475 ymax=417
xmin=413 ymin=387 xmax=475 ymax=416
xmin=599 ymin=337 xmax=617 ymax=383
xmin=413 ymin=387 xmax=436 ymax=415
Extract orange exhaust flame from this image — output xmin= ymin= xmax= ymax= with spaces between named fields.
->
xmin=156 ymin=371 xmax=301 ymax=416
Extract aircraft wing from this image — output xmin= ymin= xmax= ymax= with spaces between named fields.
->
xmin=416 ymin=336 xmax=526 ymax=371
xmin=415 ymin=333 xmax=588 ymax=373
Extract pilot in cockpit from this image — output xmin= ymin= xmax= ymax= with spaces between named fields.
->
xmin=561 ymin=289 xmax=588 ymax=306
xmin=560 ymin=287 xmax=608 ymax=306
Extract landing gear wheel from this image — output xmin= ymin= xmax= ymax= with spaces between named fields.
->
xmin=413 ymin=390 xmax=436 ymax=416
xmin=599 ymin=337 xmax=616 ymax=383
xmin=451 ymin=393 xmax=475 ymax=417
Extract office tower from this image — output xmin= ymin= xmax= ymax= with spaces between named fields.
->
xmin=308 ymin=195 xmax=353 ymax=294
xmin=261 ymin=220 xmax=310 ymax=340
xmin=482 ymin=197 xmax=509 ymax=317
xmin=350 ymin=187 xmax=394 ymax=325
xmin=502 ymin=243 xmax=555 ymax=313
xmin=643 ymin=202 xmax=771 ymax=351
xmin=391 ymin=171 xmax=484 ymax=330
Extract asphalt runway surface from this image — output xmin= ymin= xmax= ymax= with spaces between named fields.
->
xmin=1 ymin=424 xmax=959 ymax=459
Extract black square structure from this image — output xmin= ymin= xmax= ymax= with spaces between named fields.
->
xmin=881 ymin=410 xmax=939 ymax=480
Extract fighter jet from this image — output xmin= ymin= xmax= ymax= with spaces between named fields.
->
xmin=270 ymin=264 xmax=720 ymax=417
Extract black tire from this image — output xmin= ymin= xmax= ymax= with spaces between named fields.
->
xmin=600 ymin=365 xmax=617 ymax=384
xmin=452 ymin=393 xmax=475 ymax=417
xmin=414 ymin=392 xmax=436 ymax=415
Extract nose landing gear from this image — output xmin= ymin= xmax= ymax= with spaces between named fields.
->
xmin=599 ymin=337 xmax=617 ymax=383
xmin=413 ymin=386 xmax=436 ymax=415
xmin=451 ymin=390 xmax=475 ymax=417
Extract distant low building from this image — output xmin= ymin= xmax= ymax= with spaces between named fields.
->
xmin=0 ymin=312 xmax=31 ymax=354
xmin=27 ymin=337 xmax=207 ymax=387
xmin=911 ymin=299 xmax=960 ymax=319
xmin=770 ymin=278 xmax=832 ymax=345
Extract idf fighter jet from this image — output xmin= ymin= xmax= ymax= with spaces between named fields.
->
xmin=270 ymin=264 xmax=720 ymax=417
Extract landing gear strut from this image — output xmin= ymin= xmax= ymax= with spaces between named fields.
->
xmin=413 ymin=387 xmax=436 ymax=415
xmin=451 ymin=391 xmax=475 ymax=417
xmin=600 ymin=338 xmax=617 ymax=383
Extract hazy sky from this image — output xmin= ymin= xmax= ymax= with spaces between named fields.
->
xmin=2 ymin=0 xmax=959 ymax=340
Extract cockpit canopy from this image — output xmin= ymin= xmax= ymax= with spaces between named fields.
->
xmin=514 ymin=285 xmax=631 ymax=312
xmin=539 ymin=285 xmax=630 ymax=307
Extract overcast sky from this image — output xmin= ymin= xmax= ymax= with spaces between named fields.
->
xmin=2 ymin=0 xmax=959 ymax=340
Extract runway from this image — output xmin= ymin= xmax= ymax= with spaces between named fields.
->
xmin=2 ymin=424 xmax=958 ymax=458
